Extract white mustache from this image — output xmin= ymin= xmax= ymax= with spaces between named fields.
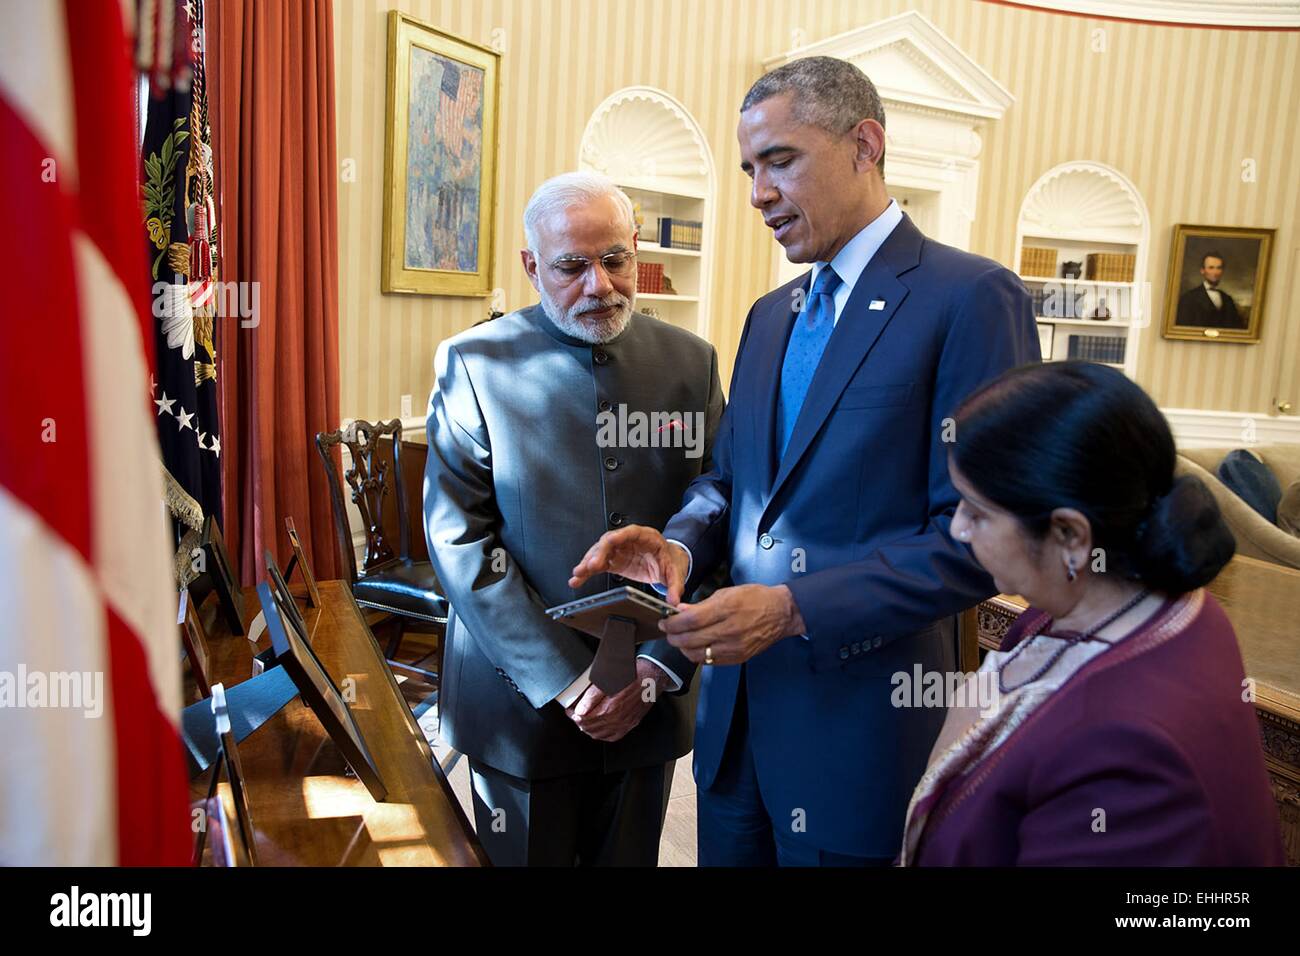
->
xmin=575 ymin=295 xmax=628 ymax=315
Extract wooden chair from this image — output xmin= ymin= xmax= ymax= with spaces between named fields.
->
xmin=316 ymin=419 xmax=447 ymax=687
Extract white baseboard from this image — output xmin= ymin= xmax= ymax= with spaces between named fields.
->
xmin=1163 ymin=408 xmax=1300 ymax=449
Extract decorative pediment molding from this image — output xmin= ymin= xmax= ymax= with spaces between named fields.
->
xmin=764 ymin=10 xmax=1014 ymax=122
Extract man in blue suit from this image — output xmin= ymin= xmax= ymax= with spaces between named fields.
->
xmin=570 ymin=57 xmax=1039 ymax=865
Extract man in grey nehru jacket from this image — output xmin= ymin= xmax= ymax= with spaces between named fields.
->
xmin=424 ymin=172 xmax=723 ymax=865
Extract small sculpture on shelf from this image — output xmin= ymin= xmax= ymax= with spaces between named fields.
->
xmin=661 ymin=274 xmax=677 ymax=295
xmin=1061 ymin=261 xmax=1083 ymax=280
xmin=1090 ymin=297 xmax=1112 ymax=321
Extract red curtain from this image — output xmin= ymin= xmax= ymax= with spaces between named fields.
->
xmin=209 ymin=0 xmax=343 ymax=585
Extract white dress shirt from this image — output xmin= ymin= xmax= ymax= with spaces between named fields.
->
xmin=1204 ymin=281 xmax=1223 ymax=309
xmin=812 ymin=198 xmax=904 ymax=325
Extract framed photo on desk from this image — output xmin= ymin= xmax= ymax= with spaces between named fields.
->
xmin=258 ymin=553 xmax=388 ymax=802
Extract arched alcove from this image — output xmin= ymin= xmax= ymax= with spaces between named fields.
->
xmin=579 ymin=87 xmax=716 ymax=340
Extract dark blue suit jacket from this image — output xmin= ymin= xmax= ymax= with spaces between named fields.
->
xmin=663 ymin=214 xmax=1040 ymax=856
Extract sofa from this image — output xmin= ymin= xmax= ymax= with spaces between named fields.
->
xmin=1175 ymin=444 xmax=1300 ymax=570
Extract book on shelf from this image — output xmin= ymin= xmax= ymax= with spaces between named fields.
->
xmin=1020 ymin=245 xmax=1058 ymax=278
xmin=657 ymin=217 xmax=702 ymax=250
xmin=1066 ymin=333 xmax=1126 ymax=364
xmin=1028 ymin=284 xmax=1048 ymax=316
xmin=636 ymin=261 xmax=664 ymax=294
xmin=1085 ymin=252 xmax=1136 ymax=283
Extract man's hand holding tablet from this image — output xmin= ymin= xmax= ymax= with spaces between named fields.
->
xmin=570 ymin=525 xmax=806 ymax=667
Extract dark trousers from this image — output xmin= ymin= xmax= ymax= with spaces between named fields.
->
xmin=697 ymin=669 xmax=891 ymax=867
xmin=468 ymin=758 xmax=674 ymax=866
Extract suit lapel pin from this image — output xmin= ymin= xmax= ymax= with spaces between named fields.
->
xmin=868 ymin=299 xmax=887 ymax=311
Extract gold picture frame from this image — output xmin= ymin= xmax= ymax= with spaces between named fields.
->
xmin=1161 ymin=223 xmax=1274 ymax=344
xmin=382 ymin=13 xmax=500 ymax=296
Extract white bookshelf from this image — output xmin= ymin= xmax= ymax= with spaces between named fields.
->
xmin=578 ymin=87 xmax=716 ymax=340
xmin=1014 ymin=162 xmax=1150 ymax=379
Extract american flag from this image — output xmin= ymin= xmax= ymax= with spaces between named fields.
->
xmin=434 ymin=60 xmax=483 ymax=156
xmin=0 ymin=0 xmax=190 ymax=864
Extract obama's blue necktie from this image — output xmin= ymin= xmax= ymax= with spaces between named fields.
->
xmin=777 ymin=265 xmax=842 ymax=459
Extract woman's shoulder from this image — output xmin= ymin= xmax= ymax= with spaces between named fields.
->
xmin=1004 ymin=590 xmax=1241 ymax=729
xmin=1031 ymin=589 xmax=1245 ymax=732
xmin=1003 ymin=588 xmax=1233 ymax=654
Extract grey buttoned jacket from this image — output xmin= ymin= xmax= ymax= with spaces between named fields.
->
xmin=424 ymin=304 xmax=724 ymax=779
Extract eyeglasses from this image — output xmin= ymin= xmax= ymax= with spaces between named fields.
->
xmin=547 ymin=250 xmax=636 ymax=280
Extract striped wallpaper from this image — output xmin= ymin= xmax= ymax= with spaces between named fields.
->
xmin=334 ymin=0 xmax=1300 ymax=423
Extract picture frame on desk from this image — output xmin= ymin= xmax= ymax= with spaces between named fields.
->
xmin=381 ymin=12 xmax=501 ymax=297
xmin=189 ymin=515 xmax=245 ymax=636
xmin=195 ymin=683 xmax=256 ymax=867
xmin=284 ymin=516 xmax=321 ymax=608
xmin=258 ymin=552 xmax=388 ymax=802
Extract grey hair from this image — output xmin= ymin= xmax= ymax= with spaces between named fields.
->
xmin=523 ymin=171 xmax=637 ymax=251
xmin=741 ymin=56 xmax=886 ymax=174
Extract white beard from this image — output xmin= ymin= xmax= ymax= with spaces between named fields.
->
xmin=539 ymin=287 xmax=635 ymax=344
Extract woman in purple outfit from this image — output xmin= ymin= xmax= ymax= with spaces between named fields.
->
xmin=902 ymin=361 xmax=1284 ymax=866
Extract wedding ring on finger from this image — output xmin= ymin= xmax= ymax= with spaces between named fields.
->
xmin=704 ymin=645 xmax=714 ymax=666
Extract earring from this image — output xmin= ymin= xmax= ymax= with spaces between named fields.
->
xmin=1065 ymin=558 xmax=1077 ymax=582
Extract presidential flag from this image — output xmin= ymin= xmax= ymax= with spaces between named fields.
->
xmin=140 ymin=0 xmax=223 ymax=542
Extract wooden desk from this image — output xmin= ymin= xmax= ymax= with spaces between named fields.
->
xmin=964 ymin=555 xmax=1300 ymax=865
xmin=192 ymin=580 xmax=486 ymax=866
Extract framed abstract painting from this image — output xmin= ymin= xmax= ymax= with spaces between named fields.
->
xmin=382 ymin=13 xmax=500 ymax=296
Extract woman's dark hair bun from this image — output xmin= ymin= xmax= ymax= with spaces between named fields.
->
xmin=952 ymin=362 xmax=1237 ymax=595
xmin=1133 ymin=475 xmax=1235 ymax=593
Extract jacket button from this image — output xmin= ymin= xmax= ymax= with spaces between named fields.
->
xmin=609 ymin=511 xmax=625 ymax=527
xmin=872 ymin=636 xmax=882 ymax=649
xmin=593 ymin=349 xmax=610 ymax=365
xmin=598 ymin=399 xmax=613 ymax=412
xmin=851 ymin=642 xmax=861 ymax=655
xmin=604 ymin=456 xmax=619 ymax=471
xmin=839 ymin=646 xmax=850 ymax=661
xmin=759 ymin=533 xmax=774 ymax=550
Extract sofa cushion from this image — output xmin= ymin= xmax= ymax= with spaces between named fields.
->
xmin=1280 ymin=480 xmax=1300 ymax=537
xmin=1218 ymin=449 xmax=1283 ymax=523
xmin=1257 ymin=443 xmax=1300 ymax=489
